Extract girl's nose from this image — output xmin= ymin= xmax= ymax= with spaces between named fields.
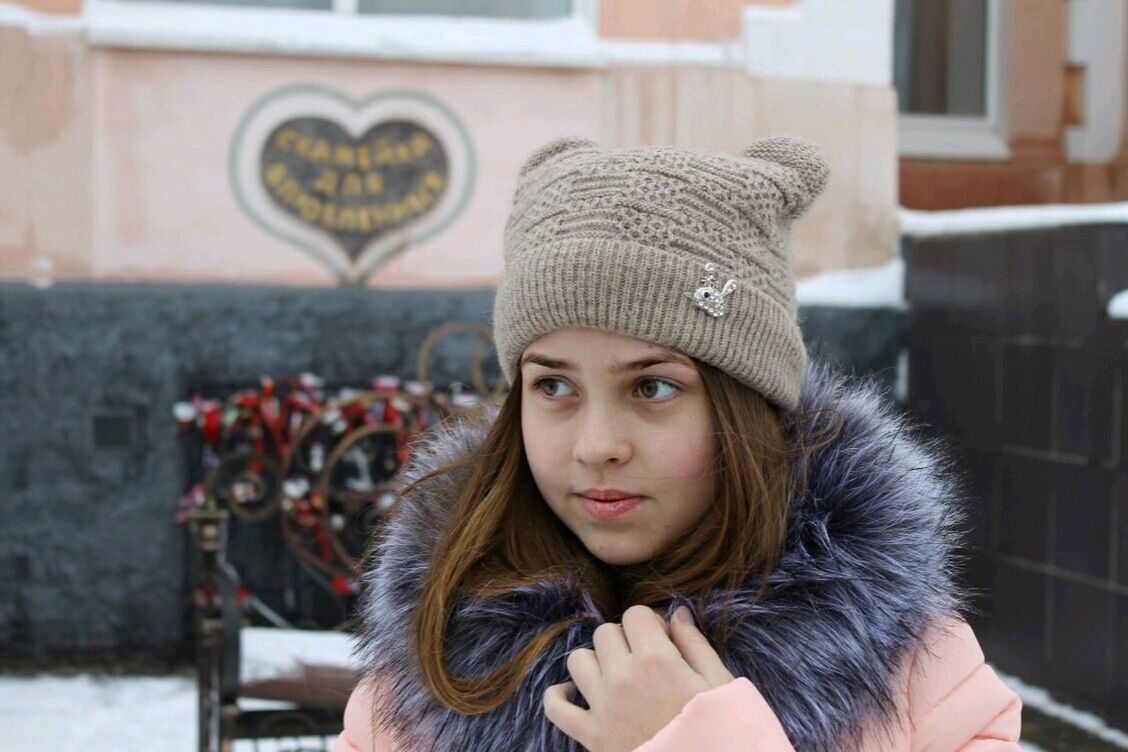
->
xmin=571 ymin=409 xmax=632 ymax=467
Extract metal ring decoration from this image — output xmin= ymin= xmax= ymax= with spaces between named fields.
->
xmin=317 ymin=422 xmax=403 ymax=574
xmin=203 ymin=451 xmax=284 ymax=522
xmin=415 ymin=320 xmax=507 ymax=399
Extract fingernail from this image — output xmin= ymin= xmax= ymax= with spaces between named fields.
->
xmin=674 ymin=605 xmax=694 ymax=625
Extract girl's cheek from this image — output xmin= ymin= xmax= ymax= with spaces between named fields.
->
xmin=522 ymin=432 xmax=560 ymax=473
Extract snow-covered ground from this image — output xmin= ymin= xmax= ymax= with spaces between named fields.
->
xmin=1 ymin=672 xmax=336 ymax=752
xmin=3 ymin=668 xmax=1120 ymax=751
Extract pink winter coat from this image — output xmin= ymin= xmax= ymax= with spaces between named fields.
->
xmin=331 ymin=615 xmax=1021 ymax=751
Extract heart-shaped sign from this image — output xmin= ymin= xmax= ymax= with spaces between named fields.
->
xmin=261 ymin=118 xmax=450 ymax=262
xmin=231 ymin=86 xmax=475 ymax=284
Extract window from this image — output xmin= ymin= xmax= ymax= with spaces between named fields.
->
xmin=120 ymin=0 xmax=572 ymax=15
xmin=893 ymin=0 xmax=1010 ymax=159
xmin=357 ymin=0 xmax=572 ymax=18
xmin=88 ymin=0 xmax=598 ymax=66
xmin=127 ymin=0 xmax=334 ymax=8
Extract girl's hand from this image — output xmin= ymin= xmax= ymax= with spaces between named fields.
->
xmin=543 ymin=604 xmax=735 ymax=752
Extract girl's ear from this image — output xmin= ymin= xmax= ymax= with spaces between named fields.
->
xmin=740 ymin=135 xmax=830 ymax=220
xmin=517 ymin=136 xmax=599 ymax=179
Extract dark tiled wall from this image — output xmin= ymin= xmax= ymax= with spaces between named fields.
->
xmin=0 ymin=283 xmax=504 ymax=663
xmin=904 ymin=225 xmax=1128 ymax=724
xmin=0 ymin=282 xmax=903 ymax=663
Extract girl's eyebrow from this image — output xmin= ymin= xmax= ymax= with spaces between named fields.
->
xmin=519 ymin=351 xmax=693 ymax=374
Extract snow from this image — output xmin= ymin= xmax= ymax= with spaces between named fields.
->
xmin=0 ymin=3 xmax=85 ymax=33
xmin=2 ymin=674 xmax=195 ymax=752
xmin=1109 ymin=289 xmax=1128 ymax=320
xmin=796 ymin=256 xmax=906 ymax=310
xmin=240 ymin=626 xmax=358 ymax=685
xmin=0 ymin=628 xmax=359 ymax=751
xmin=600 ymin=38 xmax=738 ymax=66
xmin=0 ymin=673 xmax=337 ymax=752
xmin=996 ymin=668 xmax=1128 ymax=749
xmin=900 ymin=202 xmax=1128 ymax=238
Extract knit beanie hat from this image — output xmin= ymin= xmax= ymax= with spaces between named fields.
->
xmin=491 ymin=135 xmax=830 ymax=411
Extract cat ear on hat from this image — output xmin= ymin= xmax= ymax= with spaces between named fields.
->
xmin=517 ymin=136 xmax=598 ymax=179
xmin=741 ymin=135 xmax=830 ymax=219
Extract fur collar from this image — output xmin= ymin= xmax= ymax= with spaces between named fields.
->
xmin=352 ymin=362 xmax=968 ymax=751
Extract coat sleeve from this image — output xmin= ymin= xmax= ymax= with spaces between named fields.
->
xmin=332 ymin=679 xmax=396 ymax=752
xmin=905 ymin=617 xmax=1022 ymax=751
xmin=633 ymin=677 xmax=796 ymax=752
xmin=633 ymin=617 xmax=1021 ymax=752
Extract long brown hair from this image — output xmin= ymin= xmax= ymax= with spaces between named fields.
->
xmin=403 ymin=359 xmax=821 ymax=715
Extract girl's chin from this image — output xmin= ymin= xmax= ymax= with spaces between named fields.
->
xmin=580 ymin=537 xmax=657 ymax=567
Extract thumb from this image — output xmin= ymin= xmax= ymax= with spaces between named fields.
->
xmin=670 ymin=606 xmax=734 ymax=687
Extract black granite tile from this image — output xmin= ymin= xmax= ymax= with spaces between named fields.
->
xmin=961 ymin=548 xmax=997 ymax=620
xmin=1116 ymin=473 xmax=1128 ymax=587
xmin=948 ymin=236 xmax=1007 ymax=334
xmin=997 ymin=454 xmax=1052 ymax=563
xmin=906 ymin=334 xmax=933 ymax=415
xmin=800 ymin=307 xmax=905 ymax=391
xmin=959 ymin=449 xmax=999 ymax=549
xmin=1000 ymin=342 xmax=1055 ymax=452
xmin=962 ymin=337 xmax=1001 ymax=451
xmin=1052 ymin=345 xmax=1118 ymax=462
xmin=906 ymin=333 xmax=955 ymax=437
xmin=1005 ymin=230 xmax=1059 ymax=337
xmin=1120 ymin=357 xmax=1128 ymax=470
xmin=1051 ymin=464 xmax=1112 ymax=580
xmin=904 ymin=239 xmax=953 ymax=306
xmin=1118 ymin=356 xmax=1128 ymax=466
xmin=1052 ymin=229 xmax=1102 ymax=340
xmin=1098 ymin=226 xmax=1128 ymax=307
xmin=934 ymin=336 xmax=977 ymax=440
xmin=908 ymin=334 xmax=1001 ymax=449
xmin=982 ymin=561 xmax=1049 ymax=684
xmin=1050 ymin=578 xmax=1116 ymax=701
xmin=1112 ymin=594 xmax=1128 ymax=723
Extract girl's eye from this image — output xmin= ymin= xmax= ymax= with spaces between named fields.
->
xmin=533 ymin=377 xmax=574 ymax=399
xmin=635 ymin=377 xmax=679 ymax=401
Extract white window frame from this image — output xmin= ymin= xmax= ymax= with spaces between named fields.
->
xmin=897 ymin=0 xmax=1011 ymax=160
xmin=84 ymin=0 xmax=602 ymax=68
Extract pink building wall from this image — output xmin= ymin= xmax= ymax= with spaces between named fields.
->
xmin=1 ymin=0 xmax=897 ymax=289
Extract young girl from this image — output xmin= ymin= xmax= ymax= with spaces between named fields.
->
xmin=333 ymin=136 xmax=1022 ymax=751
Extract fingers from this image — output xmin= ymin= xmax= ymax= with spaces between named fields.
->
xmin=669 ymin=606 xmax=734 ymax=686
xmin=566 ymin=647 xmax=602 ymax=704
xmin=621 ymin=604 xmax=680 ymax=658
xmin=592 ymin=620 xmax=630 ymax=659
xmin=543 ymin=681 xmax=588 ymax=744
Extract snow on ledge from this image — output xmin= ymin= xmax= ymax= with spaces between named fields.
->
xmin=1109 ymin=289 xmax=1128 ymax=320
xmin=240 ymin=626 xmax=357 ymax=686
xmin=796 ymin=257 xmax=905 ymax=310
xmin=0 ymin=4 xmax=85 ymax=34
xmin=600 ymin=38 xmax=739 ymax=67
xmin=900 ymin=202 xmax=1128 ymax=239
xmin=995 ymin=668 xmax=1128 ymax=749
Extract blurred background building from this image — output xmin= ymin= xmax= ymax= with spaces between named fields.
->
xmin=2 ymin=0 xmax=1127 ymax=749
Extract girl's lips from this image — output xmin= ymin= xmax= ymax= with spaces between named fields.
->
xmin=576 ymin=494 xmax=645 ymax=521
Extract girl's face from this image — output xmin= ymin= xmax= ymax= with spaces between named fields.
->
xmin=520 ymin=327 xmax=718 ymax=566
